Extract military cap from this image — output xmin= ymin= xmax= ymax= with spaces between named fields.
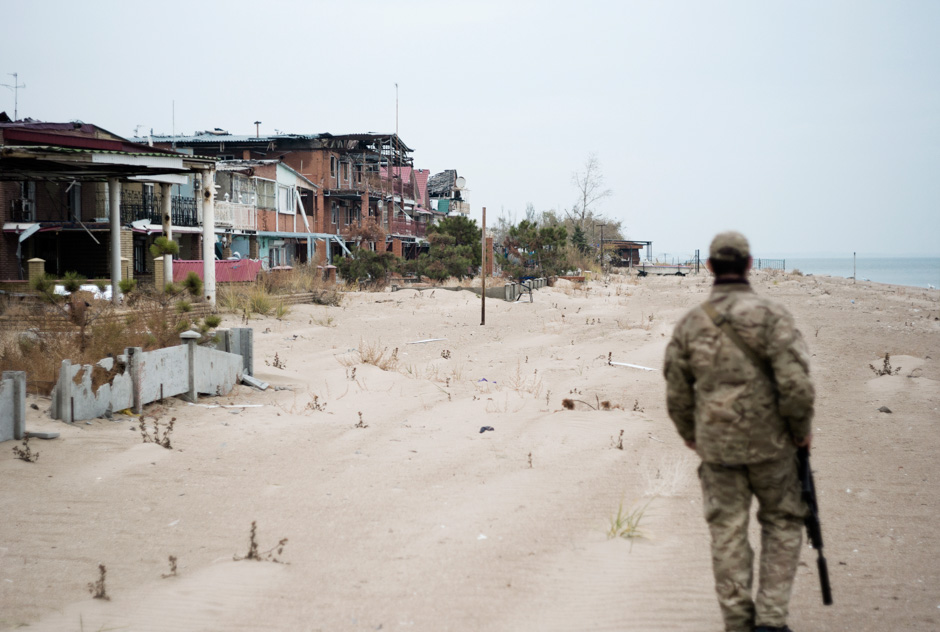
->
xmin=709 ymin=231 xmax=750 ymax=262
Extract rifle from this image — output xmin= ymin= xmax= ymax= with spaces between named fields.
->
xmin=798 ymin=446 xmax=833 ymax=605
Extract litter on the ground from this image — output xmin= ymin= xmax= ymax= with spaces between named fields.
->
xmin=241 ymin=375 xmax=270 ymax=390
xmin=480 ymin=426 xmax=495 ymax=433
xmin=407 ymin=338 xmax=447 ymax=344
xmin=610 ymin=362 xmax=659 ymax=372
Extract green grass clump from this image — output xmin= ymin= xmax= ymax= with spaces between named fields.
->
xmin=608 ymin=501 xmax=650 ymax=541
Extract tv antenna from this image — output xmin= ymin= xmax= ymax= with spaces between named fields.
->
xmin=1 ymin=72 xmax=26 ymax=120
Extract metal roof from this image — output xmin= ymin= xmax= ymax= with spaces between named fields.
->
xmin=0 ymin=145 xmax=215 ymax=182
xmin=146 ymin=131 xmax=414 ymax=153
xmin=146 ymin=132 xmax=323 ymax=144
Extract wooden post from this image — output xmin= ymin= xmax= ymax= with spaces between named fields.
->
xmin=481 ymin=206 xmax=486 ymax=326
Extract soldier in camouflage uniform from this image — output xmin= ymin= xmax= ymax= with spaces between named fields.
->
xmin=663 ymin=232 xmax=815 ymax=632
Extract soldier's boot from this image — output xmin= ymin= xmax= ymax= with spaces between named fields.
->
xmin=754 ymin=626 xmax=793 ymax=632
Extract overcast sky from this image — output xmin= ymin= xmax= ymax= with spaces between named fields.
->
xmin=3 ymin=0 xmax=938 ymax=257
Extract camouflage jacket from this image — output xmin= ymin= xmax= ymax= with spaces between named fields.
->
xmin=663 ymin=281 xmax=815 ymax=464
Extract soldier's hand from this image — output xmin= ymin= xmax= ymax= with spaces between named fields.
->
xmin=684 ymin=440 xmax=697 ymax=450
xmin=793 ymin=433 xmax=813 ymax=449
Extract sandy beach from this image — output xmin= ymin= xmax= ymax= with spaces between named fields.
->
xmin=1 ymin=269 xmax=938 ymax=632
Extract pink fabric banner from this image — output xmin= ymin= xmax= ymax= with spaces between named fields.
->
xmin=172 ymin=259 xmax=263 ymax=283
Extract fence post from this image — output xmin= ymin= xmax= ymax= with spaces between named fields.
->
xmin=181 ymin=330 xmax=200 ymax=403
xmin=153 ymin=257 xmax=165 ymax=290
xmin=58 ymin=360 xmax=73 ymax=422
xmin=232 ymin=327 xmax=253 ymax=376
xmin=1 ymin=371 xmax=26 ymax=440
xmin=27 ymin=258 xmax=45 ymax=285
xmin=127 ymin=347 xmax=143 ymax=414
xmin=11 ymin=371 xmax=25 ymax=439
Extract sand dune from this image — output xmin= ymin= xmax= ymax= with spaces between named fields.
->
xmin=1 ymin=270 xmax=938 ymax=631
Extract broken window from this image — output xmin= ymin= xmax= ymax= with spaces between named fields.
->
xmin=277 ymin=185 xmax=293 ymax=215
xmin=256 ymin=179 xmax=276 ymax=210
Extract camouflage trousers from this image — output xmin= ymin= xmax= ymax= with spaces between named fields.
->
xmin=699 ymin=456 xmax=806 ymax=632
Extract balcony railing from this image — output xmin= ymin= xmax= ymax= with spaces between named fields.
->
xmin=215 ymin=201 xmax=257 ymax=231
xmin=388 ymin=218 xmax=427 ymax=238
xmin=112 ymin=191 xmax=199 ymax=227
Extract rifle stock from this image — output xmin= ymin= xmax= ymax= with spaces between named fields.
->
xmin=798 ymin=446 xmax=833 ymax=605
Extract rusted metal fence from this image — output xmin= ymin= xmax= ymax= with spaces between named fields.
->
xmin=755 ymin=258 xmax=785 ymax=270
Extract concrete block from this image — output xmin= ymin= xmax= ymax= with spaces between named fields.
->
xmin=0 ymin=371 xmax=26 ymax=442
xmin=242 ymin=374 xmax=269 ymax=390
xmin=137 ymin=346 xmax=189 ymax=405
xmin=217 ymin=328 xmax=252 ymax=376
xmin=26 ymin=432 xmax=59 ymax=440
xmin=49 ymin=357 xmax=133 ymax=422
xmin=51 ymin=360 xmax=72 ymax=422
xmin=232 ymin=328 xmax=253 ymax=377
xmin=195 ymin=346 xmax=244 ymax=396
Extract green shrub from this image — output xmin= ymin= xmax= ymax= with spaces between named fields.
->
xmin=182 ymin=272 xmax=204 ymax=298
xmin=62 ymin=271 xmax=87 ymax=293
xmin=149 ymin=236 xmax=180 ymax=258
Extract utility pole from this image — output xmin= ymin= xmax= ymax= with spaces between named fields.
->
xmin=596 ymin=222 xmax=606 ymax=271
xmin=1 ymin=73 xmax=26 ymax=120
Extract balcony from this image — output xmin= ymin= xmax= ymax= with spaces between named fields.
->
xmin=215 ymin=201 xmax=257 ymax=231
xmin=387 ymin=218 xmax=427 ymax=238
xmin=112 ymin=191 xmax=198 ymax=227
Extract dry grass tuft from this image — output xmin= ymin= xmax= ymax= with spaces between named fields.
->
xmin=234 ymin=521 xmax=289 ymax=563
xmin=87 ymin=564 xmax=110 ymax=600
xmin=358 ymin=339 xmax=400 ymax=371
xmin=12 ymin=435 xmax=39 ymax=462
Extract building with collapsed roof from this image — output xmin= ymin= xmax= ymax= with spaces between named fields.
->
xmin=149 ymin=129 xmax=434 ymax=261
xmin=0 ymin=114 xmax=222 ymax=304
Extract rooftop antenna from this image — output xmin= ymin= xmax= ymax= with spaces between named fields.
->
xmin=1 ymin=73 xmax=26 ymax=120
xmin=172 ymin=100 xmax=176 ymax=149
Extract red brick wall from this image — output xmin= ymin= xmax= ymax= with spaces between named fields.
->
xmin=256 ymin=209 xmax=278 ymax=232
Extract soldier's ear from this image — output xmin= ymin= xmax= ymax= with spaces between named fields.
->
xmin=746 ymin=257 xmax=753 ymax=273
xmin=705 ymin=259 xmax=714 ymax=274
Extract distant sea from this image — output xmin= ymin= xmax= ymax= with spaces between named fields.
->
xmin=781 ymin=257 xmax=940 ymax=289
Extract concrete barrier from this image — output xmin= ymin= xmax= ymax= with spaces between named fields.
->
xmin=217 ymin=328 xmax=254 ymax=376
xmin=0 ymin=371 xmax=26 ymax=443
xmin=50 ymin=328 xmax=252 ymax=422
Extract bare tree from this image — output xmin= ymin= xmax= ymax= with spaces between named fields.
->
xmin=568 ymin=153 xmax=612 ymax=229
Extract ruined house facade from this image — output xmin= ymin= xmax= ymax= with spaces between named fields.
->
xmin=0 ymin=119 xmax=213 ymax=291
xmin=150 ymin=131 xmax=431 ymax=261
xmin=1 ymin=116 xmax=470 ymax=287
